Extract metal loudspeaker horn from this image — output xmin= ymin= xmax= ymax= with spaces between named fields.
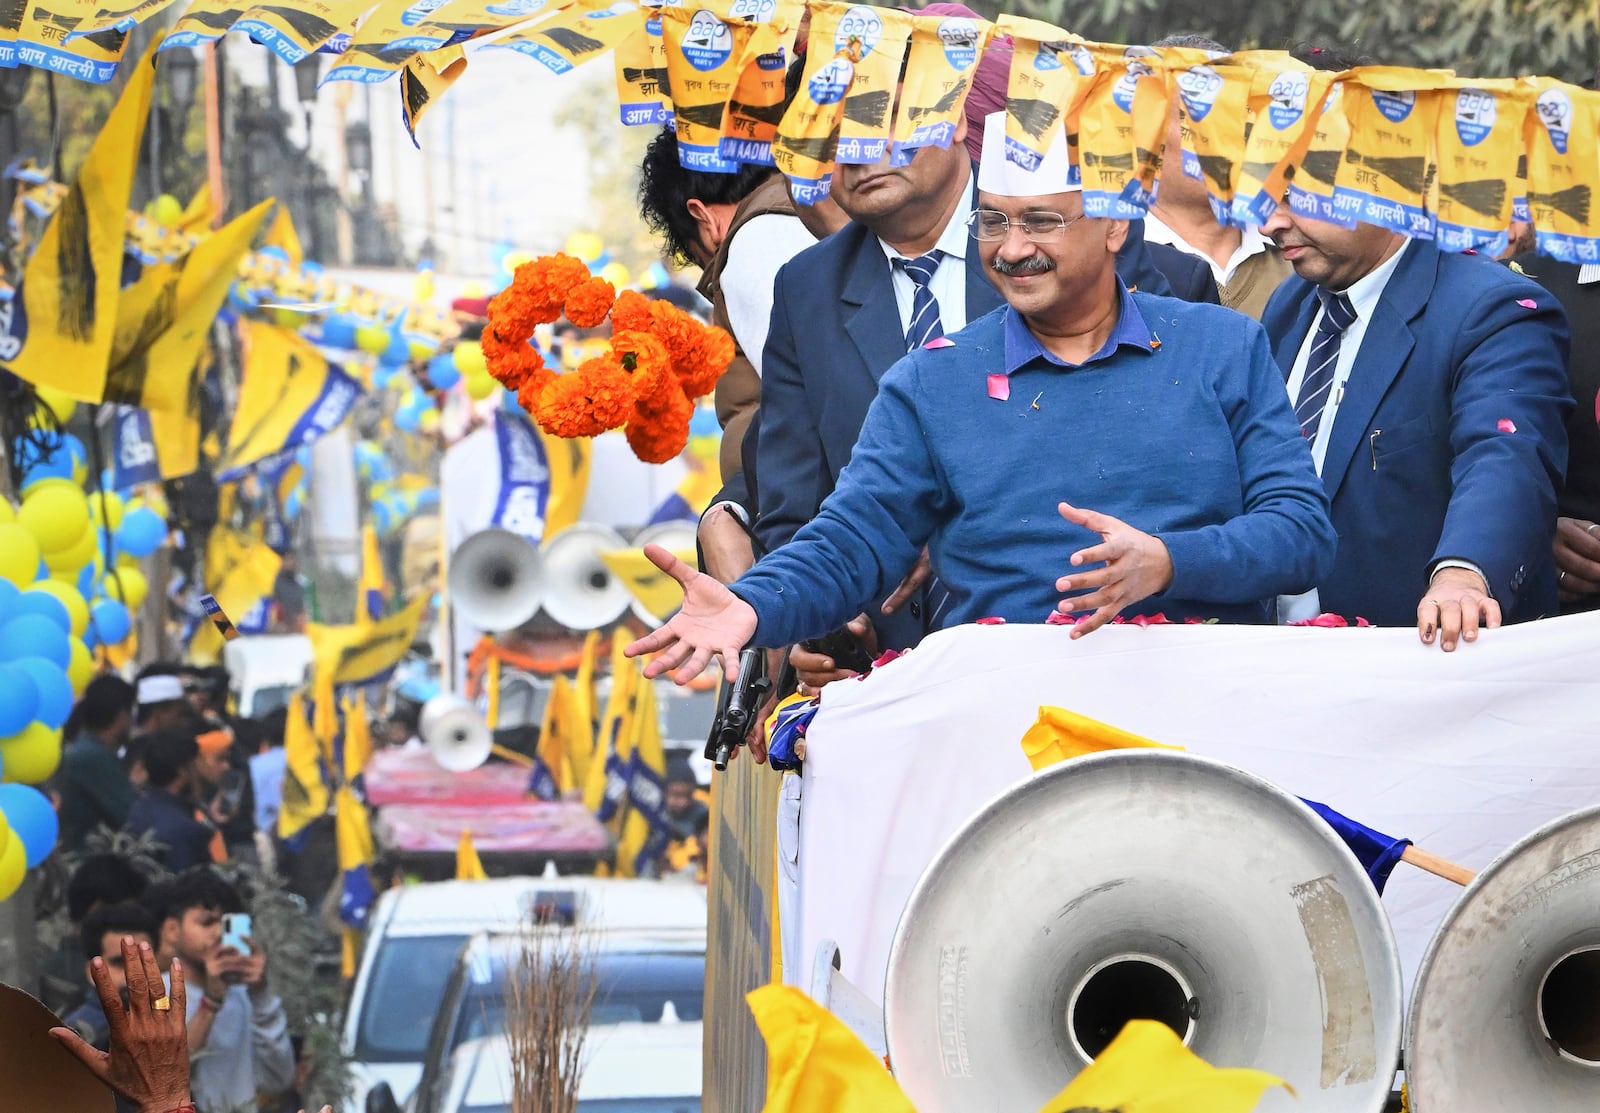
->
xmin=1407 ymin=803 xmax=1600 ymax=1112
xmin=628 ymin=521 xmax=698 ymax=627
xmin=540 ymin=523 xmax=632 ymax=632
xmin=883 ymin=750 xmax=1403 ymax=1113
xmin=419 ymin=693 xmax=493 ymax=773
xmin=448 ymin=528 xmax=544 ymax=633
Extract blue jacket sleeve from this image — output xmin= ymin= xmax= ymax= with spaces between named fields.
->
xmin=754 ymin=264 xmax=830 ymax=553
xmin=732 ymin=355 xmax=945 ymax=646
xmin=1160 ymin=323 xmax=1338 ymax=601
xmin=1430 ymin=283 xmax=1571 ymax=597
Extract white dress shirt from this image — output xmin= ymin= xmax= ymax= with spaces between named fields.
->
xmin=719 ymin=213 xmax=817 ymax=377
xmin=1277 ymin=239 xmax=1410 ymax=623
xmin=1143 ymin=213 xmax=1274 ymax=287
xmin=876 ymin=164 xmax=974 ymax=339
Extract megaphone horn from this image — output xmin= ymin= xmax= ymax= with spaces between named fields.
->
xmin=540 ymin=523 xmax=632 ymax=632
xmin=1407 ymin=802 xmax=1600 ymax=1112
xmin=883 ymin=750 xmax=1402 ymax=1113
xmin=419 ymin=693 xmax=493 ymax=773
xmin=448 ymin=528 xmax=544 ymax=633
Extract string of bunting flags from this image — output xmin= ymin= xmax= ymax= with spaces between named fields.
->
xmin=12 ymin=3 xmax=1596 ymax=258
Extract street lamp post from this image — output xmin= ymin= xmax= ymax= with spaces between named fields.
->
xmin=294 ymin=57 xmax=321 ymax=260
xmin=155 ymin=47 xmax=199 ymax=202
xmin=345 ymin=119 xmax=372 ymax=262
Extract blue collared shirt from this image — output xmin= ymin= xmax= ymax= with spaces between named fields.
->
xmin=1001 ymin=280 xmax=1157 ymax=375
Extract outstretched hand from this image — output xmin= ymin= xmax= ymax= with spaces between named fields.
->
xmin=1054 ymin=501 xmax=1173 ymax=638
xmin=625 ymin=544 xmax=758 ymax=684
xmin=50 ymin=937 xmax=190 ymax=1113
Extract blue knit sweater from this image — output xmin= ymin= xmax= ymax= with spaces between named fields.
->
xmin=734 ymin=287 xmax=1336 ymax=646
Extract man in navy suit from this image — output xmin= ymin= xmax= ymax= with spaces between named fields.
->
xmin=758 ymin=112 xmax=1217 ymax=686
xmin=1259 ymin=57 xmax=1571 ymax=650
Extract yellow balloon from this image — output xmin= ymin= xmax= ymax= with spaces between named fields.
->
xmin=0 ymin=833 xmax=22 ymax=901
xmin=67 ymin=638 xmax=92 ymax=695
xmin=503 ymin=249 xmax=534 ymax=272
xmin=356 ymin=323 xmax=390 ymax=354
xmin=89 ymin=490 xmax=125 ymax=531
xmin=419 ymin=409 xmax=440 ymax=433
xmin=43 ymin=526 xmax=98 ymax=573
xmin=461 ymin=280 xmax=486 ymax=299
xmin=104 ymin=567 xmax=149 ymax=611
xmin=146 ymin=193 xmax=183 ymax=226
xmin=34 ymin=386 xmax=77 ymax=425
xmin=0 ymin=500 xmax=13 ymax=525
xmin=0 ymin=722 xmax=63 ymax=784
xmin=465 ymin=371 xmax=498 ymax=401
xmin=27 ymin=581 xmax=88 ymax=638
xmin=600 ymin=261 xmax=631 ymax=289
xmin=0 ymin=524 xmax=40 ymax=588
xmin=414 ymin=271 xmax=436 ymax=302
xmin=19 ymin=484 xmax=90 ymax=554
xmin=452 ymin=341 xmax=487 ymax=376
xmin=563 ymin=232 xmax=605 ymax=264
xmin=0 ymin=808 xmax=11 ymax=865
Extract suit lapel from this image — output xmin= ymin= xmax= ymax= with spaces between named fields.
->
xmin=841 ymin=228 xmax=910 ymax=384
xmin=1320 ymin=242 xmax=1434 ymax=500
xmin=1275 ymin=290 xmax=1320 ymax=383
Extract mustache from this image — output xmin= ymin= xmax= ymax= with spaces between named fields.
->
xmin=989 ymin=255 xmax=1056 ymax=276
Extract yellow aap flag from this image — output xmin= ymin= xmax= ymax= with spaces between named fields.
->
xmin=309 ymin=592 xmax=429 ymax=688
xmin=1 ymin=41 xmax=155 ymax=400
xmin=599 ymin=544 xmax=695 ymax=622
xmin=220 ymin=318 xmax=363 ymax=479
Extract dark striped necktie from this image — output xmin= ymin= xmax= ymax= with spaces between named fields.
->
xmin=895 ymin=250 xmax=946 ymax=352
xmin=1294 ymin=290 xmax=1359 ymax=442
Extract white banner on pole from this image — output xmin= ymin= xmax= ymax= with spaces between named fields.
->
xmin=796 ymin=614 xmax=1600 ymax=1006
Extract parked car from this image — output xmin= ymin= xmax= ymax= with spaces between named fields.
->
xmin=430 ymin=1024 xmax=701 ymax=1113
xmin=403 ymin=928 xmax=704 ymax=1113
xmin=342 ymin=876 xmax=706 ymax=1113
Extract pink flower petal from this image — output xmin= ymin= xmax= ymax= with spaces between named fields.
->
xmin=923 ymin=336 xmax=955 ymax=349
xmin=1045 ymin=610 xmax=1077 ymax=625
xmin=987 ymin=373 xmax=1010 ymax=401
xmin=1517 ymin=298 xmax=1537 ymax=309
xmin=1498 ymin=418 xmax=1517 ymax=433
xmin=869 ymin=648 xmax=904 ymax=668
xmin=975 ymin=616 xmax=1005 ymax=625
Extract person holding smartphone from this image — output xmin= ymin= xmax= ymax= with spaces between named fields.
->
xmin=148 ymin=868 xmax=295 ymax=1112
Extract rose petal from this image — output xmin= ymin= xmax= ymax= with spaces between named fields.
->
xmin=923 ymin=336 xmax=955 ymax=349
xmin=1517 ymin=298 xmax=1537 ymax=309
xmin=1498 ymin=418 xmax=1517 ymax=434
xmin=869 ymin=648 xmax=904 ymax=669
xmin=1045 ymin=610 xmax=1077 ymax=625
xmin=987 ymin=373 xmax=1010 ymax=401
xmin=975 ymin=616 xmax=1006 ymax=625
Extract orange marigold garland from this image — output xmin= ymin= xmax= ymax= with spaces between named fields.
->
xmin=564 ymin=277 xmax=616 ymax=328
xmin=490 ymin=253 xmax=733 ymax=462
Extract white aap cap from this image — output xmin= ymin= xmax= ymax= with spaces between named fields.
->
xmin=976 ymin=109 xmax=1080 ymax=197
xmin=137 ymin=674 xmax=185 ymax=705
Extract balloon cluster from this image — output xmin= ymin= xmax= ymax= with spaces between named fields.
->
xmin=393 ymin=384 xmax=440 ymax=435
xmin=0 ymin=424 xmax=168 ymax=898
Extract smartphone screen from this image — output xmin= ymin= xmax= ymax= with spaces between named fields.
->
xmin=220 ymin=913 xmax=252 ymax=955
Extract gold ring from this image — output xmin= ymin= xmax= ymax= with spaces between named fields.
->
xmin=151 ymin=994 xmax=171 ymax=1012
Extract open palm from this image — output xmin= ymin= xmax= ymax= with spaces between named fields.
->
xmin=626 ymin=544 xmax=758 ymax=683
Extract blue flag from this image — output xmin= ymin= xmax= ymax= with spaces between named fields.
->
xmin=1300 ymin=798 xmax=1411 ymax=895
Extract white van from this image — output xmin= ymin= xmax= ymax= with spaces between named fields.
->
xmin=225 ymin=634 xmax=314 ymax=718
xmin=341 ymin=876 xmax=706 ymax=1113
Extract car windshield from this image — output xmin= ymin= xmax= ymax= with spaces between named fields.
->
xmin=451 ymin=951 xmax=705 ymax=1049
xmin=246 ymin=683 xmax=297 ymax=718
xmin=355 ymin=934 xmax=469 ymax=1061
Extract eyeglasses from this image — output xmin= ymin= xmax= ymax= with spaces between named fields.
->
xmin=967 ymin=208 xmax=1090 ymax=241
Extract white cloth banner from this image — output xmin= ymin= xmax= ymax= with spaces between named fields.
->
xmin=797 ymin=614 xmax=1600 ymax=1007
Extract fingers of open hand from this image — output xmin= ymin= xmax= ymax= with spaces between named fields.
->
xmin=642 ymin=543 xmax=693 ymax=586
xmin=48 ymin=1027 xmax=109 ymax=1080
xmin=627 ymin=627 xmax=677 ymax=661
xmin=647 ymin=634 xmax=695 ymax=678
xmin=121 ymin=938 xmax=152 ymax=1016
xmin=1058 ymin=501 xmax=1114 ymax=534
xmin=1069 ymin=603 xmax=1121 ymax=639
xmin=674 ymin=644 xmax=715 ymax=684
xmin=1056 ymin=563 xmax=1118 ymax=595
xmin=169 ymin=958 xmax=186 ymax=1017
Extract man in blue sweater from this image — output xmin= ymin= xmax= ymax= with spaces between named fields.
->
xmin=628 ymin=113 xmax=1336 ymax=680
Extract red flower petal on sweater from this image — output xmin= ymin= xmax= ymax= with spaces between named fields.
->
xmin=987 ymin=373 xmax=1010 ymax=401
xmin=975 ymin=616 xmax=1006 ymax=625
xmin=1497 ymin=418 xmax=1517 ymax=433
xmin=1288 ymin=613 xmax=1348 ymax=627
xmin=1516 ymin=298 xmax=1537 ymax=309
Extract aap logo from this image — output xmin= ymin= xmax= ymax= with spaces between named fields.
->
xmin=1111 ymin=46 xmax=1158 ymax=113
xmin=1454 ymin=89 xmax=1497 ymax=147
xmin=1267 ymin=69 xmax=1309 ymax=130
xmin=1371 ymin=88 xmax=1414 ymax=124
xmin=484 ymin=0 xmax=545 ymax=15
xmin=682 ymin=8 xmax=732 ymax=71
xmin=936 ymin=17 xmax=980 ymax=70
xmin=1032 ymin=41 xmax=1061 ymax=71
xmin=809 ymin=57 xmax=854 ymax=105
xmin=728 ymin=0 xmax=777 ymax=20
xmin=398 ymin=0 xmax=450 ymax=27
xmin=1537 ymin=87 xmax=1573 ymax=155
xmin=834 ymin=5 xmax=883 ymax=58
xmin=1177 ymin=64 xmax=1223 ymax=123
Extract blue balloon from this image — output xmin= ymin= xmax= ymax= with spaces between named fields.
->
xmin=76 ymin=562 xmax=97 ymax=599
xmin=0 ymin=784 xmax=59 ymax=868
xmin=0 ymin=615 xmax=70 ymax=668
xmin=394 ymin=406 xmax=420 ymax=432
xmin=13 ymin=590 xmax=70 ymax=633
xmin=428 ymin=352 xmax=461 ymax=390
xmin=0 ymin=665 xmax=39 ymax=736
xmin=0 ymin=579 xmax=20 ymax=617
xmin=116 ymin=507 xmax=166 ymax=558
xmin=17 ymin=435 xmax=72 ymax=487
xmin=10 ymin=658 xmax=68 ymax=731
xmin=90 ymin=599 xmax=131 ymax=645
xmin=63 ymin=434 xmax=87 ymax=476
xmin=320 ymin=315 xmax=359 ymax=349
xmin=381 ymin=336 xmax=411 ymax=366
